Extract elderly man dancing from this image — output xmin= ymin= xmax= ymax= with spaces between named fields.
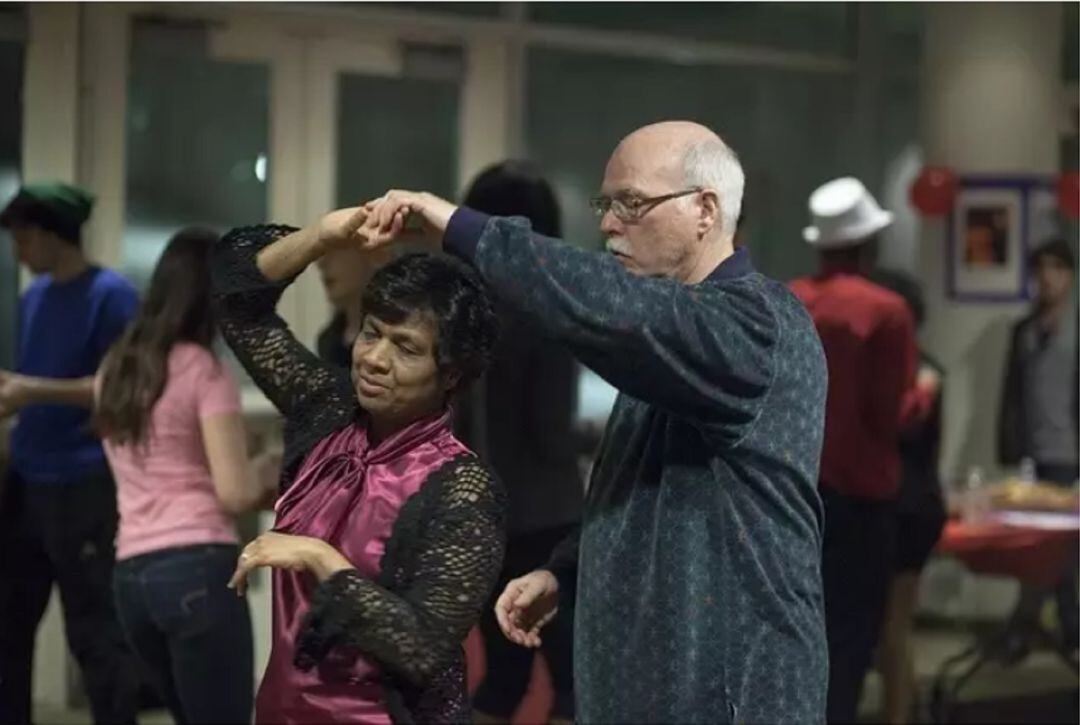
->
xmin=349 ymin=121 xmax=828 ymax=724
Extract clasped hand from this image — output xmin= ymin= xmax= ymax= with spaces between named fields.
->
xmin=317 ymin=190 xmax=458 ymax=254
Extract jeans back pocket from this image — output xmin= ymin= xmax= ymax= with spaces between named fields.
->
xmin=144 ymin=545 xmax=236 ymax=639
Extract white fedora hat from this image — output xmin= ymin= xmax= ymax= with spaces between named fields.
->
xmin=802 ymin=177 xmax=894 ymax=248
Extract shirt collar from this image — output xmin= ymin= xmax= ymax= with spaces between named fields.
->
xmin=703 ymin=246 xmax=755 ymax=284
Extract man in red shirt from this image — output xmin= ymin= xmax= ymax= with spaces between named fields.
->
xmin=791 ymin=177 xmax=933 ymax=723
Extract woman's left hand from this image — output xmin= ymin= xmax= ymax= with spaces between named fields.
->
xmin=360 ymin=190 xmax=457 ymax=251
xmin=228 ymin=532 xmax=351 ymax=596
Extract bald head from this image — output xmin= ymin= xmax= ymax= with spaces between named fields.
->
xmin=598 ymin=121 xmax=744 ymax=283
xmin=609 ymin=121 xmax=744 ymax=241
xmin=615 ymin=121 xmax=719 ymax=160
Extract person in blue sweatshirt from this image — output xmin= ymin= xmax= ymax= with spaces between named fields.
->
xmin=0 ymin=182 xmax=141 ymax=724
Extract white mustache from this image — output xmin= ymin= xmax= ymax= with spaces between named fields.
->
xmin=606 ymin=239 xmax=631 ymax=256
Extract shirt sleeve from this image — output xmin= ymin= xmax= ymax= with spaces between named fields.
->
xmin=867 ymin=304 xmax=918 ymax=442
xmin=443 ymin=210 xmax=777 ymax=444
xmin=194 ymin=349 xmax=243 ymax=419
xmin=997 ymin=321 xmax=1026 ymax=466
xmin=92 ymin=283 xmax=139 ymax=361
xmin=545 ymin=524 xmax=581 ymax=599
xmin=211 ymin=225 xmax=358 ymax=475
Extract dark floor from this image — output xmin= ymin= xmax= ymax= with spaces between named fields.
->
xmin=35 ymin=624 xmax=1079 ymax=724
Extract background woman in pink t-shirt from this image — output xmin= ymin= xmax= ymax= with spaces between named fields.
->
xmin=95 ymin=228 xmax=273 ymax=724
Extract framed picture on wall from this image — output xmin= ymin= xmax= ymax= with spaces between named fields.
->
xmin=947 ymin=176 xmax=1055 ymax=302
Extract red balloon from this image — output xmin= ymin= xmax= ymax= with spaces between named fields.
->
xmin=910 ymin=166 xmax=958 ymax=216
xmin=1058 ymin=172 xmax=1080 ymax=219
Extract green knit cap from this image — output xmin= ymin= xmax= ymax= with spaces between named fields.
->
xmin=0 ymin=182 xmax=95 ymax=242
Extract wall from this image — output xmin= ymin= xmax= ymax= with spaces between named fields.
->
xmin=915 ymin=2 xmax=1069 ymax=621
xmin=919 ymin=2 xmax=1066 ymax=485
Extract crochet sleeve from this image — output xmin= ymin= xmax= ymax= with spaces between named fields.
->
xmin=211 ymin=224 xmax=357 ymax=476
xmin=294 ymin=456 xmax=506 ymax=685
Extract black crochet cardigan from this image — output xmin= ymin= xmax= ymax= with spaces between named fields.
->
xmin=212 ymin=224 xmax=507 ymax=723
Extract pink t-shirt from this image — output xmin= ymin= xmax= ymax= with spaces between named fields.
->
xmin=101 ymin=342 xmax=243 ymax=561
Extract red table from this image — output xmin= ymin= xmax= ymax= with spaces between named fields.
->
xmin=937 ymin=517 xmax=1079 ymax=588
xmin=930 ymin=514 xmax=1079 ymax=722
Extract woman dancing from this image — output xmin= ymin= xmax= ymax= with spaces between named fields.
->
xmin=98 ymin=228 xmax=270 ymax=723
xmin=212 ymin=210 xmax=504 ymax=723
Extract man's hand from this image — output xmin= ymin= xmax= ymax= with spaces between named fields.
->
xmin=360 ymin=190 xmax=458 ymax=251
xmin=0 ymin=370 xmax=33 ymax=419
xmin=494 ymin=569 xmax=560 ymax=648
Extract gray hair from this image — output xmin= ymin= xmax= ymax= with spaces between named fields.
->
xmin=682 ymin=138 xmax=744 ymax=238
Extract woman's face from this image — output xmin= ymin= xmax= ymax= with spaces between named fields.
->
xmin=351 ymin=311 xmax=455 ymax=428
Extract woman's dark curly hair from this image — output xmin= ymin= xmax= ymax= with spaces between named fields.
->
xmin=361 ymin=252 xmax=498 ymax=390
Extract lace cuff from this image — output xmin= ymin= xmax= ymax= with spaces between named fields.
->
xmin=212 ymin=224 xmax=358 ymax=474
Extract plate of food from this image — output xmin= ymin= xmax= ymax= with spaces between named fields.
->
xmin=988 ymin=478 xmax=1080 ymax=513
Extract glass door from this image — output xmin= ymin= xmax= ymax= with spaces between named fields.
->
xmin=0 ymin=8 xmax=25 ymax=370
xmin=293 ymin=35 xmax=465 ymax=344
xmin=123 ymin=18 xmax=271 ymax=289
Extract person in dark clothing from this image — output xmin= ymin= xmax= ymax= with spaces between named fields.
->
xmin=0 ymin=182 xmax=142 ymax=724
xmin=458 ymin=161 xmax=582 ymax=723
xmin=869 ymin=268 xmax=947 ymax=724
xmin=999 ymin=238 xmax=1079 ymax=479
xmin=791 ymin=177 xmax=933 ymax=724
xmin=357 ymin=120 xmax=830 ymax=724
xmin=998 ymin=237 xmax=1079 ymax=654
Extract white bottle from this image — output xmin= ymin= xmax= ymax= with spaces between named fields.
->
xmin=1019 ymin=457 xmax=1037 ymax=486
xmin=962 ymin=466 xmax=989 ymax=525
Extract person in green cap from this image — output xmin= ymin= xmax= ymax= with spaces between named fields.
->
xmin=0 ymin=182 xmax=141 ymax=724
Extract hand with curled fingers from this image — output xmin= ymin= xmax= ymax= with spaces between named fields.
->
xmin=228 ymin=531 xmax=352 ymax=596
xmin=494 ymin=569 xmax=561 ymax=649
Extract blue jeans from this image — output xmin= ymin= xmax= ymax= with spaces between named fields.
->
xmin=113 ymin=544 xmax=253 ymax=724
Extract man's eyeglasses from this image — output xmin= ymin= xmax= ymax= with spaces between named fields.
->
xmin=589 ymin=187 xmax=703 ymax=224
